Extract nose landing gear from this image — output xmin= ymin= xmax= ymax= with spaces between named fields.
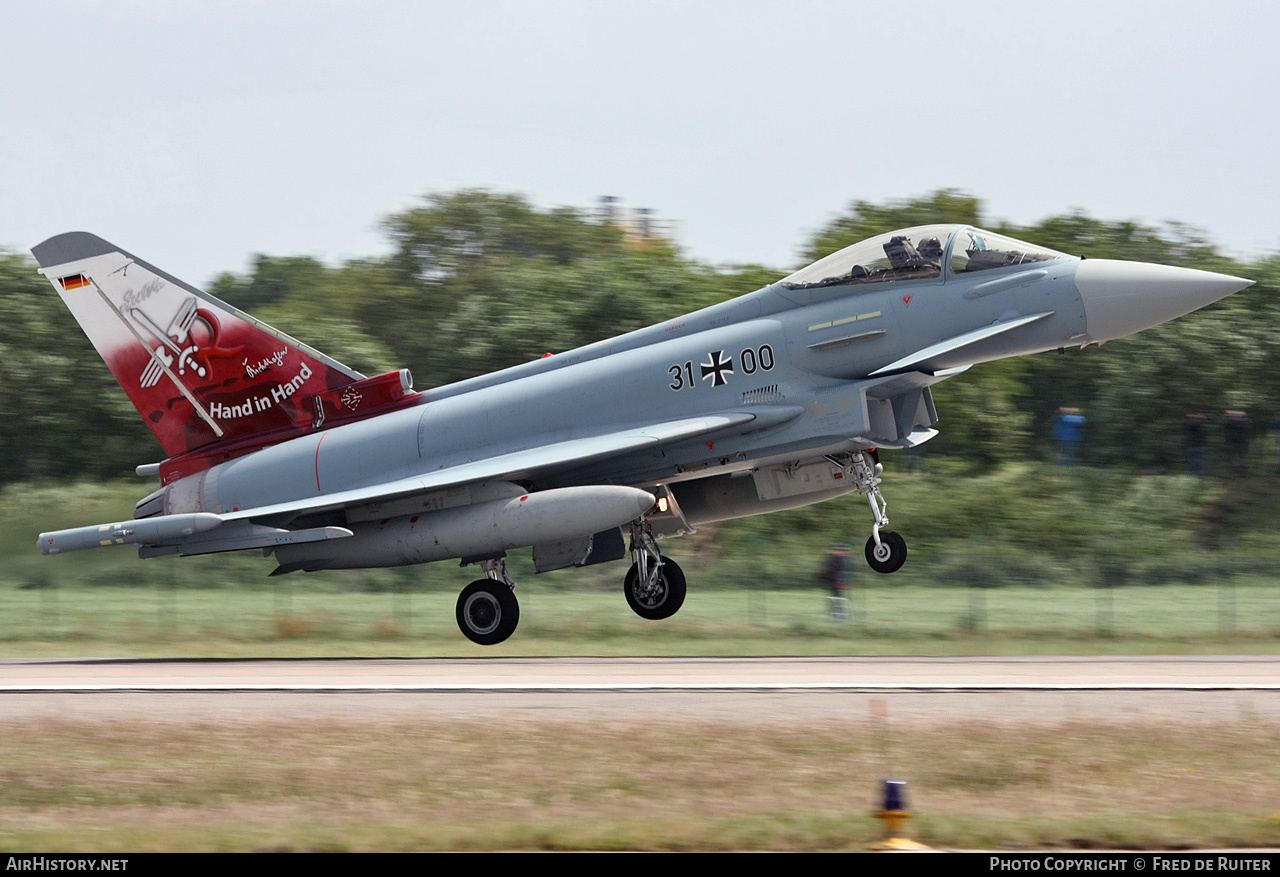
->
xmin=831 ymin=450 xmax=908 ymax=574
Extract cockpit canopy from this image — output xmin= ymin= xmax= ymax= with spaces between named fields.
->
xmin=779 ymin=225 xmax=1070 ymax=290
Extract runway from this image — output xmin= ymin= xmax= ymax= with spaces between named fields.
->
xmin=3 ymin=654 xmax=1279 ymax=690
xmin=2 ymin=655 xmax=1277 ymax=723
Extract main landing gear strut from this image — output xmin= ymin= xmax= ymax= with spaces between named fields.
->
xmin=456 ymin=557 xmax=520 ymax=645
xmin=453 ymin=516 xmax=692 ymax=644
xmin=624 ymin=520 xmax=686 ymax=620
xmin=831 ymin=449 xmax=908 ymax=574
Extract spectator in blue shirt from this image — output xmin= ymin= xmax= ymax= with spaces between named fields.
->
xmin=1052 ymin=407 xmax=1086 ymax=466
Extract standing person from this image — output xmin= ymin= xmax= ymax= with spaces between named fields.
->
xmin=1272 ymin=416 xmax=1280 ymax=475
xmin=1052 ymin=407 xmax=1086 ymax=466
xmin=1184 ymin=413 xmax=1208 ymax=477
xmin=1224 ymin=410 xmax=1251 ymax=476
xmin=822 ymin=544 xmax=852 ymax=622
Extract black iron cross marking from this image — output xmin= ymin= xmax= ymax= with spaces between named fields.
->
xmin=700 ymin=350 xmax=734 ymax=387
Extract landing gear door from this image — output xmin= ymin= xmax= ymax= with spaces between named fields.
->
xmin=533 ymin=527 xmax=627 ymax=573
xmin=643 ymin=485 xmax=696 ymax=539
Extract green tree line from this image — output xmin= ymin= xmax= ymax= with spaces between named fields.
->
xmin=2 ymin=189 xmax=1277 ymax=484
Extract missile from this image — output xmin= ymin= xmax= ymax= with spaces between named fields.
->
xmin=38 ymin=512 xmax=223 ymax=555
xmin=273 ymin=485 xmax=656 ymax=571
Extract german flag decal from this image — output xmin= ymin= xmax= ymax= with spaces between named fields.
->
xmin=58 ymin=273 xmax=91 ymax=291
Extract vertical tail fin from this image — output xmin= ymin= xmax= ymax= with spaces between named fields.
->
xmin=32 ymin=232 xmax=367 ymax=459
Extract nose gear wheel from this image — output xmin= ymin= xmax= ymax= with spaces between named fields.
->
xmin=864 ymin=529 xmax=907 ymax=574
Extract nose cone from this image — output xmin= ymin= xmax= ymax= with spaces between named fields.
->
xmin=1075 ymin=259 xmax=1253 ymax=342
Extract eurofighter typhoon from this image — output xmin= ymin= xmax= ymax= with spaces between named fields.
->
xmin=31 ymin=225 xmax=1252 ymax=643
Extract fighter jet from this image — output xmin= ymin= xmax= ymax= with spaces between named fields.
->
xmin=31 ymin=225 xmax=1252 ymax=644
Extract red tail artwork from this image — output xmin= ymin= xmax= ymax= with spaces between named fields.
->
xmin=35 ymin=233 xmax=420 ymax=483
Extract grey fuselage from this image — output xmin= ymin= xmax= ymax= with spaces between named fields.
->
xmin=161 ymin=244 xmax=1091 ymax=572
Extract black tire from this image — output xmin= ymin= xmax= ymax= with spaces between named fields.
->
xmin=456 ymin=579 xmax=520 ymax=645
xmin=864 ymin=530 xmax=907 ymax=574
xmin=624 ymin=556 xmax=687 ymax=620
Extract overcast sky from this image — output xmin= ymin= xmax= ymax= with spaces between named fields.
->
xmin=4 ymin=0 xmax=1277 ymax=288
